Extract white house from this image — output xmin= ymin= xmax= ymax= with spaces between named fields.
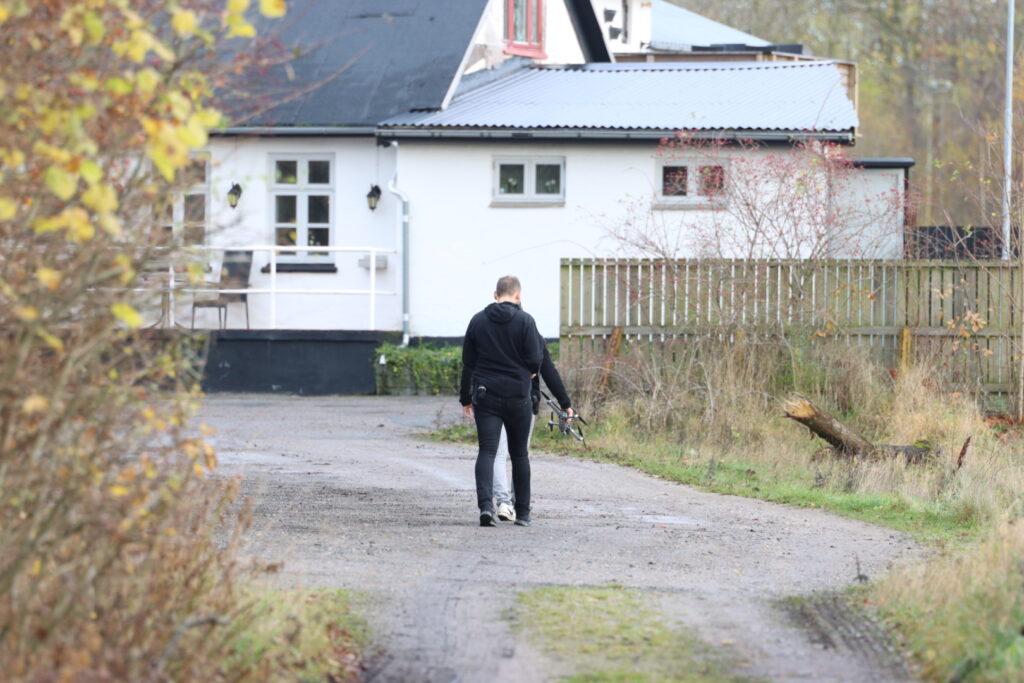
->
xmin=185 ymin=0 xmax=912 ymax=393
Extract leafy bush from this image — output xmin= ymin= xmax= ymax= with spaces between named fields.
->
xmin=375 ymin=343 xmax=461 ymax=395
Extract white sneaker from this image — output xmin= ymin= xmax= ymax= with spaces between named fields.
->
xmin=496 ymin=503 xmax=516 ymax=522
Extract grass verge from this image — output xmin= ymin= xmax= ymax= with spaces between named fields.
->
xmin=511 ymin=585 xmax=756 ymax=682
xmin=225 ymin=587 xmax=369 ymax=681
xmin=431 ymin=422 xmax=975 ymax=544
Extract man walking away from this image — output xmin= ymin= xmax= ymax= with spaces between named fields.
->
xmin=460 ymin=276 xmax=544 ymax=527
xmin=493 ymin=345 xmax=574 ymax=522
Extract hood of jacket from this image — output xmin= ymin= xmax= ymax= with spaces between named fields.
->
xmin=484 ymin=301 xmax=520 ymax=324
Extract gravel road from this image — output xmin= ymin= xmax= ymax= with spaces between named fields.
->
xmin=202 ymin=395 xmax=922 ymax=682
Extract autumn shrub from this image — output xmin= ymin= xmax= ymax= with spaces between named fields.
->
xmin=0 ymin=2 xmax=337 ymax=680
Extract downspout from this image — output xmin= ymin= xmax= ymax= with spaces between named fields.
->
xmin=387 ymin=141 xmax=411 ymax=347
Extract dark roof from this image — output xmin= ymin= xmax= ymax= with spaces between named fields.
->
xmin=240 ymin=0 xmax=490 ymax=128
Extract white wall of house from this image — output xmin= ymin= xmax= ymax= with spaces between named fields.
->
xmin=186 ymin=136 xmax=403 ymax=331
xmin=465 ymin=0 xmax=587 ymax=74
xmin=394 ymin=140 xmax=906 ymax=338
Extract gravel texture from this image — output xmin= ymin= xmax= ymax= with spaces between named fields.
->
xmin=202 ymin=394 xmax=922 ymax=682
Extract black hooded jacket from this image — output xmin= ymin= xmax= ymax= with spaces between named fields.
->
xmin=460 ymin=302 xmax=544 ymax=405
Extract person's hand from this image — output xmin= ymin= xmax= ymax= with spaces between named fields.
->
xmin=463 ymin=404 xmax=474 ymax=420
xmin=565 ymin=407 xmax=575 ymax=421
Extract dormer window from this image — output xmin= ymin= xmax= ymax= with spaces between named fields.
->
xmin=504 ymin=0 xmax=545 ymax=59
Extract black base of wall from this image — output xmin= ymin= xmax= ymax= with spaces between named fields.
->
xmin=201 ymin=330 xmax=401 ymax=395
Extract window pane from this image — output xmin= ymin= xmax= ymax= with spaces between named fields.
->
xmin=662 ymin=165 xmax=688 ymax=196
xmin=184 ymin=158 xmax=207 ymax=185
xmin=535 ymin=164 xmax=561 ymax=195
xmin=499 ymin=164 xmax=525 ymax=194
xmin=275 ymin=160 xmax=297 ymax=184
xmin=184 ymin=194 xmax=205 ymax=222
xmin=514 ymin=0 xmax=526 ymax=41
xmin=308 ymin=228 xmax=329 ymax=253
xmin=276 ymin=227 xmax=296 ymax=246
xmin=308 ymin=195 xmax=330 ymax=224
xmin=308 ymin=160 xmax=330 ymax=184
xmin=183 ymin=224 xmax=205 ymax=245
xmin=275 ymin=195 xmax=296 ymax=223
xmin=699 ymin=165 xmax=725 ymax=196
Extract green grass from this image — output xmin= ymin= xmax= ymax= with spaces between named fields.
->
xmin=224 ymin=587 xmax=369 ymax=681
xmin=430 ymin=423 xmax=977 ymax=544
xmin=511 ymin=585 xmax=757 ymax=682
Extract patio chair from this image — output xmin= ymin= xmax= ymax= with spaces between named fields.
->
xmin=191 ymin=250 xmax=252 ymax=329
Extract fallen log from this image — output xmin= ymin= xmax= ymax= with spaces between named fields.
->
xmin=783 ymin=395 xmax=875 ymax=455
xmin=783 ymin=394 xmax=937 ymax=463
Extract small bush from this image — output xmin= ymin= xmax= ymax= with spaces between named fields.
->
xmin=375 ymin=343 xmax=461 ymax=395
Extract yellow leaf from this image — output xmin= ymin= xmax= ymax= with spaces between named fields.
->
xmin=193 ymin=461 xmax=205 ymax=477
xmin=33 ymin=215 xmax=65 ymax=234
xmin=82 ymin=183 xmax=119 ymax=213
xmin=22 ymin=395 xmax=49 ymax=414
xmin=0 ymin=196 xmax=16 ymax=220
xmin=21 ymin=393 xmax=48 ymax=413
xmin=79 ymin=160 xmax=103 ymax=184
xmin=171 ymin=9 xmax=198 ymax=36
xmin=135 ymin=68 xmax=160 ymax=94
xmin=228 ymin=0 xmax=250 ymax=12
xmin=44 ymin=166 xmax=78 ymax=201
xmin=109 ymin=485 xmax=130 ymax=497
xmin=98 ymin=212 xmax=122 ymax=237
xmin=37 ymin=329 xmax=64 ymax=352
xmin=62 ymin=207 xmax=94 ymax=243
xmin=260 ymin=0 xmax=286 ymax=18
xmin=14 ymin=306 xmax=38 ymax=322
xmin=3 ymin=148 xmax=25 ymax=167
xmin=111 ymin=303 xmax=143 ymax=329
xmin=31 ymin=559 xmax=42 ymax=577
xmin=177 ymin=114 xmax=208 ymax=148
xmin=227 ymin=16 xmax=256 ymax=37
xmin=36 ymin=267 xmax=62 ymax=290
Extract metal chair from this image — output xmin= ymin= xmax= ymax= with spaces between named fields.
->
xmin=191 ymin=250 xmax=252 ymax=329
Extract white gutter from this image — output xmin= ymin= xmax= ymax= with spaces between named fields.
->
xmin=376 ymin=128 xmax=855 ymax=143
xmin=387 ymin=142 xmax=411 ymax=347
xmin=212 ymin=126 xmax=376 ymax=136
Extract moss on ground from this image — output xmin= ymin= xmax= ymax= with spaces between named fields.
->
xmin=510 ymin=585 xmax=757 ymax=682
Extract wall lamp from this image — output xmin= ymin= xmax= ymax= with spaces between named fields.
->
xmin=227 ymin=183 xmax=242 ymax=209
xmin=367 ymin=184 xmax=382 ymax=211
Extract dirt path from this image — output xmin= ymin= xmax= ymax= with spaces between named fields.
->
xmin=203 ymin=395 xmax=922 ymax=682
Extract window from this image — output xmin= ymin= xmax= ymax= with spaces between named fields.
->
xmin=656 ymin=160 xmax=727 ymax=208
xmin=493 ymin=157 xmax=565 ymax=205
xmin=160 ymin=156 xmax=209 ymax=245
xmin=270 ymin=155 xmax=333 ymax=261
xmin=504 ymin=0 xmax=545 ymax=58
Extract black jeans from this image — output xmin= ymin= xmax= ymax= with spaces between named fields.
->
xmin=473 ymin=392 xmax=533 ymax=516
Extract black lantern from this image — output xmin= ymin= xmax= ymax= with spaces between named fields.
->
xmin=366 ymin=184 xmax=382 ymax=211
xmin=227 ymin=183 xmax=242 ymax=209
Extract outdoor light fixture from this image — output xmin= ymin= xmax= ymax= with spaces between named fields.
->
xmin=603 ymin=8 xmax=616 ymax=21
xmin=227 ymin=183 xmax=242 ymax=209
xmin=366 ymin=184 xmax=382 ymax=211
xmin=609 ymin=26 xmax=622 ymax=39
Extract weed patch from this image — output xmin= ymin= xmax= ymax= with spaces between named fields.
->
xmin=511 ymin=585 xmax=755 ymax=682
xmin=225 ymin=588 xmax=369 ymax=681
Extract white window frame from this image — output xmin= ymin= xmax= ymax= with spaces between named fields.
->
xmin=269 ymin=153 xmax=335 ymax=262
xmin=654 ymin=158 xmax=728 ymax=210
xmin=157 ymin=154 xmax=210 ymax=245
xmin=491 ymin=156 xmax=566 ymax=207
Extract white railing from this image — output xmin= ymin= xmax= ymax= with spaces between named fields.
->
xmin=146 ymin=244 xmax=398 ymax=330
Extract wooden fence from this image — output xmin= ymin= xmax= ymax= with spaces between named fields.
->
xmin=560 ymin=258 xmax=1024 ymax=391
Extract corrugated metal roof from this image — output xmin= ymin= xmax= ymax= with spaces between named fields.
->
xmin=650 ymin=0 xmax=770 ymax=49
xmin=381 ymin=61 xmax=858 ymax=134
